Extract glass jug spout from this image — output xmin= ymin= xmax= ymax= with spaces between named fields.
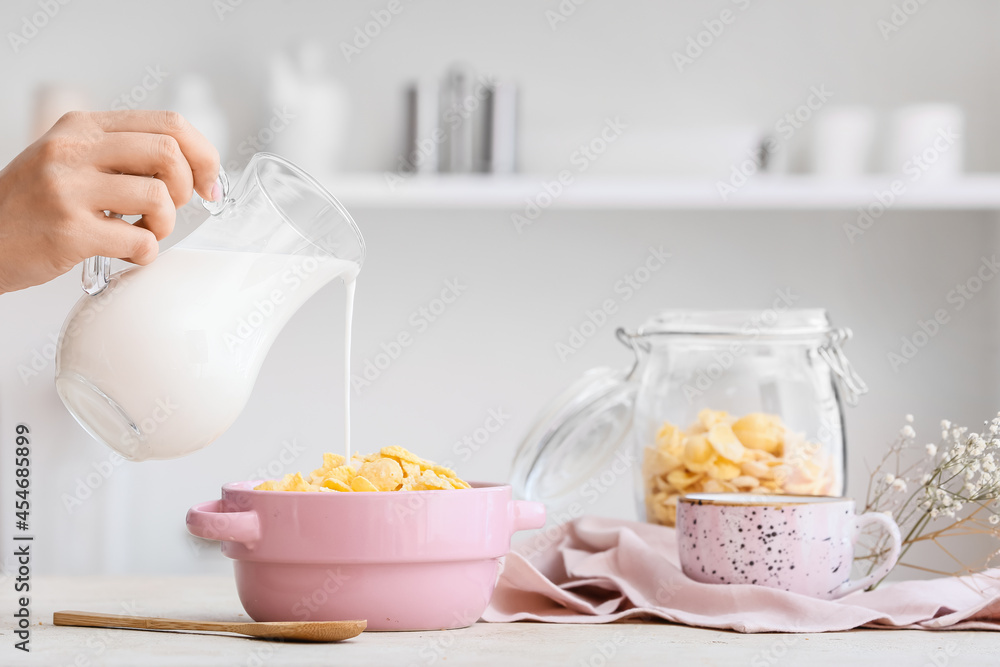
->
xmin=177 ymin=153 xmax=365 ymax=269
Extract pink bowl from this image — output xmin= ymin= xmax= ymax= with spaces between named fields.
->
xmin=186 ymin=481 xmax=545 ymax=631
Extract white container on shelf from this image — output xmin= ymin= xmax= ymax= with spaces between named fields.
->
xmin=884 ymin=104 xmax=964 ymax=181
xmin=810 ymin=105 xmax=877 ymax=179
xmin=268 ymin=42 xmax=350 ymax=175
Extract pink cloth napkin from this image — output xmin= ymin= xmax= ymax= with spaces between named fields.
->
xmin=482 ymin=515 xmax=1000 ymax=633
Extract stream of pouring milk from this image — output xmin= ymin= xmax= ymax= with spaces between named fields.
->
xmin=344 ymin=277 xmax=356 ymax=463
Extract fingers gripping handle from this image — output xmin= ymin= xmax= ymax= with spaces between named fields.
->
xmin=81 ymin=171 xmax=230 ymax=295
xmin=201 ymin=168 xmax=230 ymax=217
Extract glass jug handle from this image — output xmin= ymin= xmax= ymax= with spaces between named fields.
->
xmin=81 ymin=217 xmax=115 ymax=296
xmin=80 ymin=169 xmax=231 ymax=296
xmin=201 ymin=167 xmax=231 ymax=217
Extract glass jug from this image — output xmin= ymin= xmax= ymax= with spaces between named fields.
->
xmin=511 ymin=309 xmax=866 ymax=526
xmin=55 ymin=153 xmax=365 ymax=461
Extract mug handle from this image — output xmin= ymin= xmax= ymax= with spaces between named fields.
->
xmin=836 ymin=511 xmax=902 ymax=597
xmin=185 ymin=499 xmax=261 ymax=546
xmin=509 ymin=500 xmax=546 ymax=533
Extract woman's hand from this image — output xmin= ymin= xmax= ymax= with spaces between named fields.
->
xmin=0 ymin=110 xmax=220 ymax=294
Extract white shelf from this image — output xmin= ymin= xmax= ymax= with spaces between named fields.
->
xmin=319 ymin=173 xmax=1000 ymax=212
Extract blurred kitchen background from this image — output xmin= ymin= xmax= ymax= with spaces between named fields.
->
xmin=1 ymin=0 xmax=999 ymax=577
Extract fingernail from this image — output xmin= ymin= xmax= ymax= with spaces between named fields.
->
xmin=210 ymin=181 xmax=222 ymax=202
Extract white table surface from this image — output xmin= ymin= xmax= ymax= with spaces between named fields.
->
xmin=0 ymin=576 xmax=995 ymax=666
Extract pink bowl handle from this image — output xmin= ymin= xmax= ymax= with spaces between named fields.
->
xmin=186 ymin=500 xmax=261 ymax=546
xmin=510 ymin=500 xmax=546 ymax=533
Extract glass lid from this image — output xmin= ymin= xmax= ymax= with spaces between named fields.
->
xmin=510 ymin=367 xmax=637 ymax=509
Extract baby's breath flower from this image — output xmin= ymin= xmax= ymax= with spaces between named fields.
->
xmin=865 ymin=413 xmax=1000 ymax=587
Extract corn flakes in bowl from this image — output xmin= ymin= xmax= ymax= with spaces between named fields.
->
xmin=254 ymin=447 xmax=471 ymax=493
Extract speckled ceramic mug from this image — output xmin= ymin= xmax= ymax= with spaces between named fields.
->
xmin=676 ymin=493 xmax=901 ymax=600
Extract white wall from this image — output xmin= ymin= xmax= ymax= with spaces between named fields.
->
xmin=0 ymin=0 xmax=998 ymax=578
xmin=2 ymin=212 xmax=998 ymax=576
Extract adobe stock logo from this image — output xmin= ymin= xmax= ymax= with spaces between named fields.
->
xmin=443 ymin=408 xmax=511 ymax=466
xmin=887 ymin=255 xmax=1000 ymax=372
xmin=8 ymin=0 xmax=72 ymax=54
xmin=512 ymin=117 xmax=627 ymax=233
xmin=16 ymin=331 xmax=59 ymax=385
xmin=118 ymin=396 xmax=179 ymax=457
xmin=877 ymin=0 xmax=931 ymax=41
xmin=61 ymin=450 xmax=127 ymax=513
xmin=555 ymin=246 xmax=670 ymax=362
xmin=545 ymin=0 xmax=587 ymax=31
xmin=844 ymin=126 xmax=960 ymax=244
xmin=352 ymin=278 xmax=468 ymax=393
xmin=671 ymin=0 xmax=753 ymax=73
xmin=110 ymin=65 xmax=169 ymax=111
xmin=339 ymin=0 xmax=413 ymax=63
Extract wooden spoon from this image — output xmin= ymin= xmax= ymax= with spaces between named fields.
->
xmin=53 ymin=611 xmax=366 ymax=642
